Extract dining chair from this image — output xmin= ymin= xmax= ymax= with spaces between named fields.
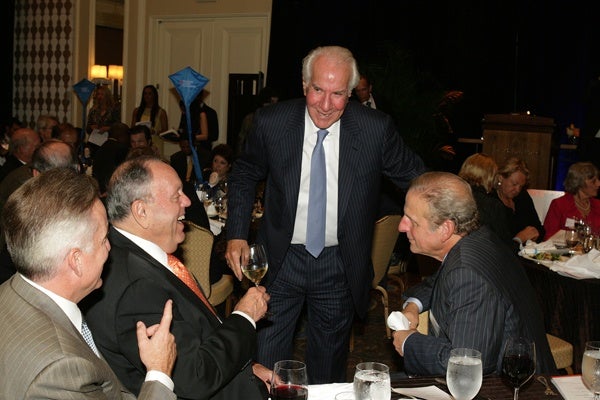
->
xmin=350 ymin=215 xmax=402 ymax=351
xmin=527 ymin=189 xmax=565 ymax=223
xmin=546 ymin=333 xmax=574 ymax=374
xmin=179 ymin=221 xmax=235 ymax=316
xmin=370 ymin=214 xmax=403 ymax=339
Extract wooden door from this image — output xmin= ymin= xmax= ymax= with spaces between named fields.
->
xmin=149 ymin=15 xmax=269 ymax=157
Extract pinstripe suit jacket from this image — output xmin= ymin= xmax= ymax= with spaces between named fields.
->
xmin=0 ymin=274 xmax=175 ymax=400
xmin=226 ymin=99 xmax=425 ymax=318
xmin=402 ymin=226 xmax=556 ymax=376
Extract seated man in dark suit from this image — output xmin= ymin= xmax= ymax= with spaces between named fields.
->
xmin=0 ymin=127 xmax=41 ymax=184
xmin=392 ymin=171 xmax=556 ymax=376
xmin=0 ymin=168 xmax=176 ymax=399
xmin=83 ymin=156 xmax=271 ymax=400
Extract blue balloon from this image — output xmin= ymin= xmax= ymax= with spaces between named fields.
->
xmin=73 ymin=79 xmax=97 ymax=105
xmin=169 ymin=67 xmax=210 ymax=186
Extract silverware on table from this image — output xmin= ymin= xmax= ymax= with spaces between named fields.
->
xmin=536 ymin=376 xmax=558 ymax=396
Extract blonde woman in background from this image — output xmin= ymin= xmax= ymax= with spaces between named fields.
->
xmin=458 ymin=153 xmax=513 ymax=246
xmin=494 ymin=157 xmax=545 ymax=245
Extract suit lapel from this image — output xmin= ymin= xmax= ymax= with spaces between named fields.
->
xmin=281 ymin=102 xmax=308 ymax=219
xmin=108 ymin=227 xmax=220 ymax=323
xmin=337 ymin=110 xmax=361 ymax=222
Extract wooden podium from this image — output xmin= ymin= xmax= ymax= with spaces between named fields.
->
xmin=482 ymin=113 xmax=555 ymax=189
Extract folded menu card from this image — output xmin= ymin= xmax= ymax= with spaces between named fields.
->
xmin=551 ymin=375 xmax=594 ymax=399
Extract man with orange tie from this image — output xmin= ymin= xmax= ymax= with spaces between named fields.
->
xmin=83 ymin=155 xmax=272 ymax=400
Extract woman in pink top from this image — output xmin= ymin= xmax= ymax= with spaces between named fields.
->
xmin=543 ymin=162 xmax=600 ymax=239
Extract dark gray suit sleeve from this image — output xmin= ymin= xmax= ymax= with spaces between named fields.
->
xmin=403 ymin=266 xmax=508 ymax=376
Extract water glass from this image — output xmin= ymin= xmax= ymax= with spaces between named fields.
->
xmin=353 ymin=362 xmax=391 ymax=400
xmin=446 ymin=348 xmax=483 ymax=400
xmin=582 ymin=341 xmax=600 ymax=399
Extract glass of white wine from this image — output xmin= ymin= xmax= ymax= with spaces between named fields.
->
xmin=241 ymin=244 xmax=268 ymax=287
xmin=582 ymin=341 xmax=600 ymax=399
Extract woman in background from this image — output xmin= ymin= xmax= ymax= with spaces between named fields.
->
xmin=543 ymin=162 xmax=600 ymax=239
xmin=202 ymin=143 xmax=233 ymax=198
xmin=86 ymin=85 xmax=120 ymax=135
xmin=494 ymin=157 xmax=545 ymax=245
xmin=131 ymin=84 xmax=168 ymax=135
xmin=458 ymin=153 xmax=512 ymax=246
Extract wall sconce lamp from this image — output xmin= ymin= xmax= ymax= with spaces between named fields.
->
xmin=90 ymin=64 xmax=109 ymax=85
xmin=108 ymin=65 xmax=124 ymax=80
xmin=108 ymin=65 xmax=124 ymax=102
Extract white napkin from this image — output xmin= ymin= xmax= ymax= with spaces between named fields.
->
xmin=306 ymin=382 xmax=353 ymax=400
xmin=550 ymin=248 xmax=600 ymax=279
xmin=387 ymin=311 xmax=410 ymax=330
xmin=205 ymin=203 xmax=217 ymax=217
xmin=392 ymin=385 xmax=452 ymax=400
xmin=520 ymin=239 xmax=557 ymax=256
xmin=209 ymin=219 xmax=224 ymax=236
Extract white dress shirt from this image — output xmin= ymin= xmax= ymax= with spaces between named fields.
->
xmin=113 ymin=227 xmax=255 ymax=327
xmin=291 ymin=110 xmax=340 ymax=247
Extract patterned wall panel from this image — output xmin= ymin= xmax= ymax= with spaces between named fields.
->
xmin=13 ymin=0 xmax=73 ymax=129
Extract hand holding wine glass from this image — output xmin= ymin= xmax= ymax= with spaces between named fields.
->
xmin=582 ymin=341 xmax=600 ymax=399
xmin=446 ymin=348 xmax=482 ymax=400
xmin=241 ymin=244 xmax=268 ymax=287
xmin=270 ymin=360 xmax=308 ymax=400
xmin=501 ymin=337 xmax=536 ymax=400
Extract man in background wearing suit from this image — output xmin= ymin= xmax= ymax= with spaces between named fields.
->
xmin=393 ymin=172 xmax=556 ymax=376
xmin=83 ymin=156 xmax=271 ymax=400
xmin=0 ymin=168 xmax=177 ymax=399
xmin=225 ymin=45 xmax=425 ymax=383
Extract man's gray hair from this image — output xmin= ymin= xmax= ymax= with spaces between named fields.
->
xmin=302 ymin=46 xmax=360 ymax=94
xmin=409 ymin=171 xmax=480 ymax=235
xmin=106 ymin=155 xmax=162 ymax=222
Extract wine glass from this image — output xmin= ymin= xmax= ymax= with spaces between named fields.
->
xmin=241 ymin=244 xmax=268 ymax=287
xmin=565 ymin=229 xmax=579 ymax=250
xmin=582 ymin=341 xmax=600 ymax=399
xmin=270 ymin=360 xmax=308 ymax=400
xmin=446 ymin=348 xmax=482 ymax=400
xmin=501 ymin=337 xmax=536 ymax=400
xmin=213 ymin=195 xmax=227 ymax=222
xmin=353 ymin=362 xmax=391 ymax=400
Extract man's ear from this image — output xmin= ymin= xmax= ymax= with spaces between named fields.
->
xmin=131 ymin=199 xmax=149 ymax=229
xmin=67 ymin=248 xmax=83 ymax=277
xmin=438 ymin=219 xmax=456 ymax=242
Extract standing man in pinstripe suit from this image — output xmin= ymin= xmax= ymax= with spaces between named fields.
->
xmin=393 ymin=172 xmax=556 ymax=376
xmin=225 ymin=45 xmax=425 ymax=383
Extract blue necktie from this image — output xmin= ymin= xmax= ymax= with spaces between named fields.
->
xmin=306 ymin=129 xmax=329 ymax=257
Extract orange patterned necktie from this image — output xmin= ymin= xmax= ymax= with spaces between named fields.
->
xmin=167 ymin=254 xmax=217 ymax=317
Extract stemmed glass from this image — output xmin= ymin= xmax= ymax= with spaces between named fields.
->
xmin=446 ymin=348 xmax=482 ymax=400
xmin=213 ymin=195 xmax=227 ymax=222
xmin=270 ymin=360 xmax=308 ymax=400
xmin=501 ymin=337 xmax=536 ymax=400
xmin=241 ymin=244 xmax=268 ymax=287
xmin=565 ymin=229 xmax=579 ymax=251
xmin=582 ymin=341 xmax=600 ymax=399
xmin=353 ymin=362 xmax=391 ymax=400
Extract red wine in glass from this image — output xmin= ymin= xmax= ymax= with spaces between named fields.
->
xmin=501 ymin=337 xmax=536 ymax=400
xmin=271 ymin=384 xmax=308 ymax=400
